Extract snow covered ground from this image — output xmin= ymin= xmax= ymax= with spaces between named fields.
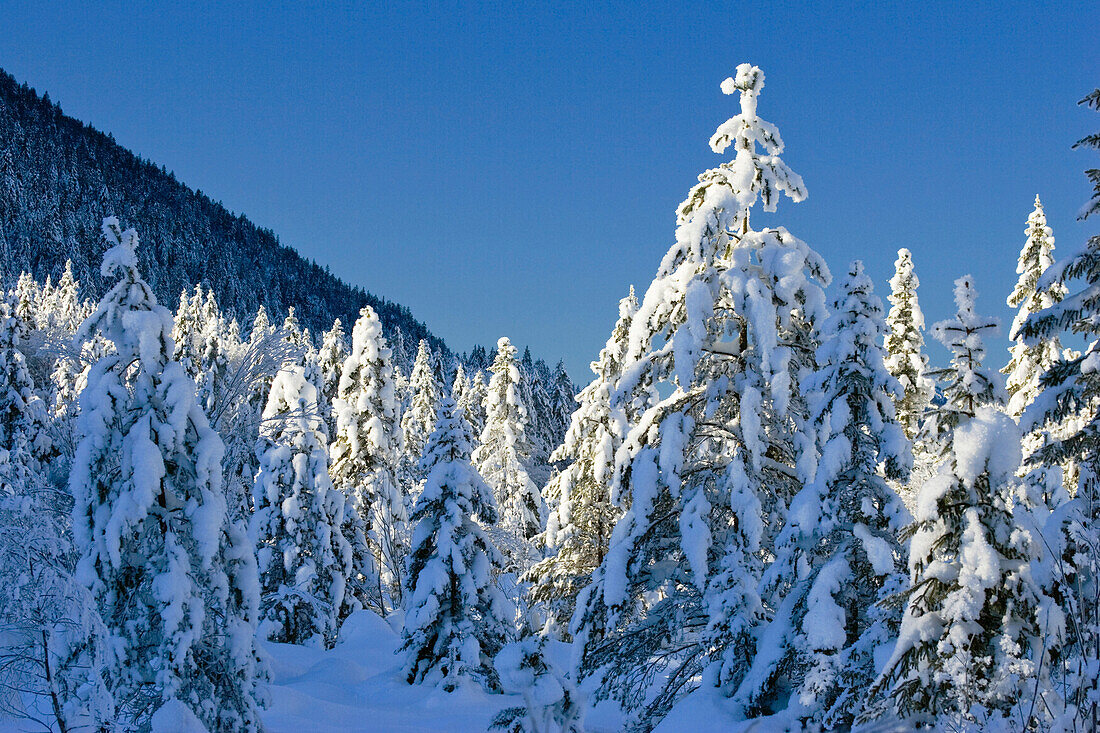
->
xmin=263 ymin=611 xmax=623 ymax=733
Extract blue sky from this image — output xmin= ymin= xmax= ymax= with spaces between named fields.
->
xmin=0 ymin=1 xmax=1097 ymax=378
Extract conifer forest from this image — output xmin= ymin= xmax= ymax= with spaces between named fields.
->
xmin=0 ymin=12 xmax=1098 ymax=733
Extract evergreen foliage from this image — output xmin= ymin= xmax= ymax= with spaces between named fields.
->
xmin=401 ymin=396 xmax=511 ymax=692
xmin=401 ymin=339 xmax=442 ymax=483
xmin=920 ymin=275 xmax=1005 ymax=457
xmin=1004 ymin=196 xmax=1066 ymax=418
xmin=883 ymin=248 xmax=934 ymax=440
xmin=571 ymin=64 xmax=829 ymax=729
xmin=733 ymin=261 xmax=911 ymax=727
xmin=875 ymin=408 xmax=1056 ymax=726
xmin=474 ymin=337 xmax=545 ymax=557
xmin=70 ymin=218 xmax=264 ymax=731
xmin=1017 ymin=88 xmax=1100 ymax=730
xmin=330 ymin=306 xmax=407 ymax=613
xmin=526 ymin=288 xmax=641 ymax=638
xmin=251 ymin=366 xmax=351 ymax=648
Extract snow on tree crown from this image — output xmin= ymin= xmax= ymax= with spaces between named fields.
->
xmin=712 ymin=63 xmax=766 ymax=150
xmin=99 ymin=215 xmax=140 ymax=277
xmin=890 ymin=248 xmax=915 ymax=285
xmin=680 ymin=63 xmax=806 ymax=224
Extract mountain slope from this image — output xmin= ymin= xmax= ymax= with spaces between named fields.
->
xmin=0 ymin=67 xmax=446 ymax=364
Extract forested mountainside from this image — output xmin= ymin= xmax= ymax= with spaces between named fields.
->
xmin=0 ymin=67 xmax=448 ymax=366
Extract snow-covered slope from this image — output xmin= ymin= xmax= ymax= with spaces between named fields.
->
xmin=264 ymin=611 xmax=623 ymax=733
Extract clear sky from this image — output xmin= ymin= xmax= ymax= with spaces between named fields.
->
xmin=0 ymin=1 xmax=1097 ymax=379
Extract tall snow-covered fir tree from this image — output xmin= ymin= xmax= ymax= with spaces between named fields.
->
xmin=12 ymin=272 xmax=38 ymax=335
xmin=196 ymin=287 xmax=236 ymax=412
xmin=519 ymin=346 xmax=556 ymax=484
xmin=570 ymin=64 xmax=829 ymax=728
xmin=473 ymin=336 xmax=546 ymax=555
xmin=41 ymin=260 xmax=90 ymax=450
xmin=526 ymin=287 xmax=642 ymax=638
xmin=452 ymin=362 xmax=470 ymax=419
xmin=69 ymin=218 xmax=264 ymax=731
xmin=250 ymin=304 xmax=275 ymax=346
xmin=883 ymin=248 xmax=934 ymax=441
xmin=460 ymin=368 xmax=489 ymax=437
xmin=548 ymin=361 xmax=576 ymax=454
xmin=172 ymin=286 xmax=203 ymax=376
xmin=873 ymin=408 xmax=1057 ymax=726
xmin=318 ymin=318 xmax=348 ymax=436
xmin=920 ymin=275 xmax=1005 ymax=458
xmin=251 ymin=365 xmax=352 ymax=648
xmin=41 ymin=259 xmax=87 ymax=334
xmin=281 ymin=306 xmax=308 ymax=353
xmin=401 ymin=396 xmax=512 ymax=692
xmin=1016 ymin=87 xmax=1100 ymax=730
xmin=401 ymin=339 xmax=442 ymax=482
xmin=1004 ymin=195 xmax=1066 ymax=418
xmin=171 ymin=285 xmax=237 ymax=422
xmin=330 ymin=305 xmax=408 ymax=613
xmin=731 ymin=261 xmax=911 ymax=727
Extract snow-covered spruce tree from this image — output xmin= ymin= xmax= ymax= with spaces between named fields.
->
xmin=317 ymin=318 xmax=348 ymax=437
xmin=548 ymin=361 xmax=577 ymax=453
xmin=432 ymin=346 xmax=451 ymax=396
xmin=460 ymin=369 xmax=489 ymax=437
xmin=1004 ymin=196 xmax=1066 ymax=418
xmin=1016 ymin=88 xmax=1100 ymax=730
xmin=452 ymin=362 xmax=470 ymax=419
xmin=250 ymin=305 xmax=275 ymax=346
xmin=195 ymin=288 xmax=234 ymax=411
xmin=12 ymin=272 xmax=39 ymax=336
xmin=172 ymin=285 xmax=236 ymax=421
xmin=883 ymin=248 xmax=934 ymax=441
xmin=571 ymin=64 xmax=829 ymax=728
xmin=293 ymin=331 xmax=372 ymax=625
xmin=172 ymin=285 xmax=204 ymax=378
xmin=919 ymin=275 xmax=1005 ymax=458
xmin=281 ymin=306 xmax=307 ymax=351
xmin=474 ymin=336 xmax=546 ymax=554
xmin=40 ymin=259 xmax=86 ymax=334
xmin=70 ymin=218 xmax=264 ymax=731
xmin=251 ymin=365 xmax=352 ymax=648
xmin=400 ymin=339 xmax=441 ymax=482
xmin=519 ymin=347 xmax=556 ymax=484
xmin=56 ymin=260 xmax=86 ymax=329
xmin=731 ymin=261 xmax=911 ymax=727
xmin=526 ymin=288 xmax=641 ymax=638
xmin=330 ymin=305 xmax=407 ymax=614
xmin=401 ymin=396 xmax=512 ymax=692
xmin=390 ymin=325 xmax=411 ymax=377
xmin=41 ymin=260 xmax=90 ymax=447
xmin=873 ymin=408 xmax=1056 ymax=726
